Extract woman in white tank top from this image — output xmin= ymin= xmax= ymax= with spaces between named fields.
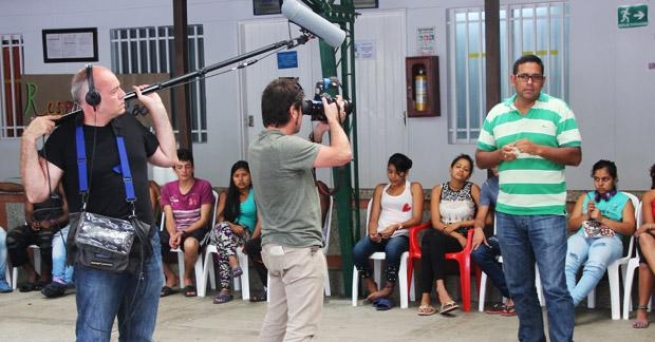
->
xmin=353 ymin=153 xmax=424 ymax=305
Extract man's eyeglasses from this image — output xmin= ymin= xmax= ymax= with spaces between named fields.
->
xmin=515 ymin=73 xmax=545 ymax=82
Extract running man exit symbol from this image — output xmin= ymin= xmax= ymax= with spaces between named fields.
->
xmin=618 ymin=4 xmax=648 ymax=28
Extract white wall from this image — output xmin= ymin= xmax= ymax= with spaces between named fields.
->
xmin=1 ymin=0 xmax=653 ymax=191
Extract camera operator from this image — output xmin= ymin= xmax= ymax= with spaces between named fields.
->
xmin=248 ymin=78 xmax=352 ymax=341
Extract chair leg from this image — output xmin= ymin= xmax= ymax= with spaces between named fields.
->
xmin=608 ymin=265 xmax=621 ymax=320
xmin=478 ymin=272 xmax=488 ymax=312
xmin=460 ymin=259 xmax=471 ymax=312
xmin=198 ymin=248 xmax=216 ymax=298
xmin=399 ymin=252 xmax=408 ymax=309
xmin=407 ymin=259 xmax=414 ymax=302
xmin=175 ymin=249 xmax=185 ymax=289
xmin=237 ymin=249 xmax=250 ymax=301
xmin=587 ymin=287 xmax=596 ymax=309
xmin=622 ymin=260 xmax=638 ymax=320
xmin=352 ymin=266 xmax=359 ymax=307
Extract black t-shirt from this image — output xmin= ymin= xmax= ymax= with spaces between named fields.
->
xmin=43 ymin=114 xmax=159 ymax=225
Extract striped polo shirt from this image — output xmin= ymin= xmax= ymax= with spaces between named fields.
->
xmin=477 ymin=93 xmax=581 ymax=216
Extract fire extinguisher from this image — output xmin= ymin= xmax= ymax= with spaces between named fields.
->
xmin=415 ymin=68 xmax=427 ymax=111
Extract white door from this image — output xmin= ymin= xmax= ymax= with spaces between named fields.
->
xmin=238 ymin=11 xmax=407 ymax=188
xmin=354 ymin=10 xmax=407 ymax=188
xmin=237 ymin=19 xmax=321 ymax=157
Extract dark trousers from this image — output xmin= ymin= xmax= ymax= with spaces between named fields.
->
xmin=419 ymin=229 xmax=463 ymax=293
xmin=6 ymin=224 xmax=58 ymax=269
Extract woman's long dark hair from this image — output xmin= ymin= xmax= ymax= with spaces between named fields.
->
xmin=224 ymin=160 xmax=250 ymax=223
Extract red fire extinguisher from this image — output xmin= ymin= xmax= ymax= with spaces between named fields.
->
xmin=415 ymin=68 xmax=427 ymax=111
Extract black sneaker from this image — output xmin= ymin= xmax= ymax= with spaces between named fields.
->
xmin=41 ymin=282 xmax=67 ymax=298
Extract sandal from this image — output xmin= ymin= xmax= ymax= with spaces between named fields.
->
xmin=213 ymin=290 xmax=234 ymax=304
xmin=231 ymin=265 xmax=243 ymax=278
xmin=183 ymin=285 xmax=197 ymax=297
xmin=632 ymin=305 xmax=650 ymax=329
xmin=417 ymin=304 xmax=437 ymax=316
xmin=249 ymin=289 xmax=267 ymax=303
xmin=373 ymin=297 xmax=394 ymax=311
xmin=502 ymin=305 xmax=517 ymax=317
xmin=18 ymin=281 xmax=44 ymax=293
xmin=160 ymin=286 xmax=177 ymax=297
xmin=440 ymin=301 xmax=459 ymax=315
xmin=485 ymin=302 xmax=507 ymax=315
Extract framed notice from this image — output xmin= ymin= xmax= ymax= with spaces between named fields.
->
xmin=253 ymin=0 xmax=282 ymax=16
xmin=42 ymin=28 xmax=98 ymax=63
xmin=354 ymin=0 xmax=378 ymax=9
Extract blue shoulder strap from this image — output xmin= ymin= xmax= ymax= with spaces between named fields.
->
xmin=75 ymin=120 xmax=136 ymax=212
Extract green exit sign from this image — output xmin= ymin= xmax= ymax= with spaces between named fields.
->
xmin=618 ymin=4 xmax=648 ymax=28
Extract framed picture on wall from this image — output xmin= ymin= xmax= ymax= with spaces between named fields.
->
xmin=354 ymin=0 xmax=378 ymax=9
xmin=253 ymin=0 xmax=283 ymax=15
xmin=42 ymin=28 xmax=98 ymax=63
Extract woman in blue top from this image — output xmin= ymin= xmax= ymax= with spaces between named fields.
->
xmin=210 ymin=160 xmax=262 ymax=304
xmin=565 ymin=159 xmax=636 ymax=306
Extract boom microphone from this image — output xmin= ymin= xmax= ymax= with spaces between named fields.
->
xmin=281 ymin=0 xmax=346 ymax=48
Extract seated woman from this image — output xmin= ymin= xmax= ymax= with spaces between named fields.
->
xmin=208 ymin=161 xmax=263 ymax=304
xmin=418 ymin=154 xmax=479 ymax=316
xmin=632 ymin=163 xmax=655 ymax=329
xmin=353 ymin=153 xmax=424 ymax=306
xmin=565 ymin=160 xmax=635 ymax=307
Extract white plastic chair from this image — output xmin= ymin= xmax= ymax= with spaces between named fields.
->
xmin=586 ymin=191 xmax=639 ymax=320
xmin=351 ymin=199 xmax=409 ymax=309
xmin=198 ymin=190 xmax=251 ymax=300
xmin=622 ymin=199 xmax=654 ymax=319
xmin=161 ymin=189 xmax=218 ymax=292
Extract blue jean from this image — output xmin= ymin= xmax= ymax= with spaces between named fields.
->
xmin=496 ymin=213 xmax=574 ymax=342
xmin=52 ymin=225 xmax=74 ymax=284
xmin=0 ymin=229 xmax=8 ymax=284
xmin=75 ymin=232 xmax=163 ymax=342
xmin=352 ymin=235 xmax=408 ymax=283
xmin=471 ymin=235 xmax=510 ymax=298
xmin=565 ymin=230 xmax=622 ymax=306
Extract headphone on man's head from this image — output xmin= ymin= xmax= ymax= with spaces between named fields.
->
xmin=85 ymin=64 xmax=101 ymax=109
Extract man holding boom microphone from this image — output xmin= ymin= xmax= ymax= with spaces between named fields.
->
xmin=248 ymin=78 xmax=352 ymax=341
xmin=20 ymin=65 xmax=176 ymax=341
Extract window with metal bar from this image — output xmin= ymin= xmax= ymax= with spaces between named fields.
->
xmin=110 ymin=25 xmax=207 ymax=143
xmin=447 ymin=2 xmax=569 ymax=144
xmin=0 ymin=34 xmax=24 ymax=139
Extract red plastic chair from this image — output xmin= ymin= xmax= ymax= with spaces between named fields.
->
xmin=407 ymin=224 xmax=481 ymax=312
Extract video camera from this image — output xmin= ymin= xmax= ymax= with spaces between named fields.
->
xmin=301 ymin=77 xmax=353 ymax=121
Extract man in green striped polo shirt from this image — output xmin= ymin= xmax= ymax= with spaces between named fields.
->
xmin=476 ymin=54 xmax=582 ymax=342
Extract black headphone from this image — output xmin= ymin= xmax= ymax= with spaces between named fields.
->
xmin=594 ymin=189 xmax=617 ymax=202
xmin=85 ymin=64 xmax=101 ymax=109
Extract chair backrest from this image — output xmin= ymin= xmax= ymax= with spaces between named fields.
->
xmin=322 ymin=195 xmax=334 ymax=252
xmin=621 ymin=191 xmax=640 ymax=257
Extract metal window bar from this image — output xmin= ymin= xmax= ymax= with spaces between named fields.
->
xmin=110 ymin=25 xmax=207 ymax=142
xmin=0 ymin=34 xmax=24 ymax=139
xmin=449 ymin=2 xmax=568 ymax=144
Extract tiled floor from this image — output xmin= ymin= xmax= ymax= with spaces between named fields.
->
xmin=0 ymin=287 xmax=653 ymax=342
